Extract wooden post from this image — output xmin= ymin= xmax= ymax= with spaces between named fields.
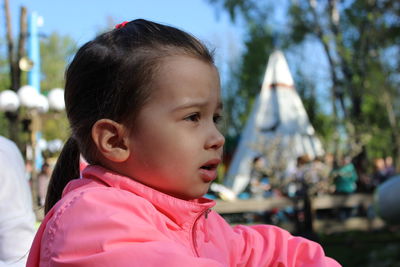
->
xmin=3 ymin=0 xmax=27 ymax=146
xmin=29 ymin=109 xmax=43 ymax=218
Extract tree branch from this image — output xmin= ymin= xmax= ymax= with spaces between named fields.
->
xmin=4 ymin=0 xmax=17 ymax=91
xmin=16 ymin=6 xmax=27 ymax=90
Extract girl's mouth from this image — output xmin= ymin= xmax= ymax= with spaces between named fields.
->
xmin=200 ymin=164 xmax=217 ymax=170
xmin=199 ymin=159 xmax=221 ymax=182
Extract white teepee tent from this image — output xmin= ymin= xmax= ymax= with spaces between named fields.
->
xmin=224 ymin=50 xmax=324 ymax=194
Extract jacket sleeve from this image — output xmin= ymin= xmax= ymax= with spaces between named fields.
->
xmin=231 ymin=223 xmax=341 ymax=266
xmin=39 ymin=188 xmax=224 ymax=267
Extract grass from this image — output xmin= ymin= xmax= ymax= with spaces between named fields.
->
xmin=319 ymin=229 xmax=400 ymax=266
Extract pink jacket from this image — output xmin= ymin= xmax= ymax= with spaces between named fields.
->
xmin=27 ymin=165 xmax=340 ymax=266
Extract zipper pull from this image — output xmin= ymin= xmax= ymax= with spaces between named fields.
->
xmin=205 ymin=209 xmax=211 ymax=219
xmin=204 ymin=209 xmax=211 ymax=242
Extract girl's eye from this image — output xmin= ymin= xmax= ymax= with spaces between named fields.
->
xmin=213 ymin=114 xmax=223 ymax=124
xmin=185 ymin=113 xmax=200 ymax=122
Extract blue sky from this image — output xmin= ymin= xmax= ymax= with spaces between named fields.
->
xmin=2 ymin=0 xmax=330 ymax=103
xmin=2 ymin=0 xmax=247 ymax=86
xmin=3 ymin=0 xmax=244 ymax=68
xmin=5 ymin=0 xmax=239 ymax=40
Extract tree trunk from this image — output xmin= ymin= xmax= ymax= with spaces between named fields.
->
xmin=382 ymin=87 xmax=399 ymax=171
xmin=3 ymin=0 xmax=27 ymax=147
xmin=396 ymin=137 xmax=400 ymax=173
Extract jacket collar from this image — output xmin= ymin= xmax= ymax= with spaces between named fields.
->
xmin=77 ymin=165 xmax=216 ymax=228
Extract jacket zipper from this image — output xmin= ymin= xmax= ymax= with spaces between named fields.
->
xmin=204 ymin=209 xmax=211 ymax=242
xmin=190 ymin=208 xmax=211 ymax=257
xmin=205 ymin=209 xmax=211 ymax=219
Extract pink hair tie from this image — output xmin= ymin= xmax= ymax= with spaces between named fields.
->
xmin=115 ymin=21 xmax=129 ymax=29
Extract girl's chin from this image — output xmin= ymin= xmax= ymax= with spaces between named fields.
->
xmin=167 ymin=189 xmax=210 ymax=201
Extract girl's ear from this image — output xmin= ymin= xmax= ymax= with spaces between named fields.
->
xmin=91 ymin=119 xmax=130 ymax=162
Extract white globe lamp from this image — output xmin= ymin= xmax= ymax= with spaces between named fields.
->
xmin=48 ymin=88 xmax=65 ymax=111
xmin=47 ymin=139 xmax=63 ymax=153
xmin=18 ymin=85 xmax=39 ymax=108
xmin=36 ymin=94 xmax=49 ymax=113
xmin=38 ymin=138 xmax=48 ymax=151
xmin=0 ymin=90 xmax=20 ymax=112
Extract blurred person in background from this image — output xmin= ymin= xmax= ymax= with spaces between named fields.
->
xmin=249 ymin=156 xmax=272 ymax=198
xmin=331 ymin=156 xmax=358 ymax=194
xmin=308 ymin=156 xmax=332 ymax=195
xmin=372 ymin=157 xmax=388 ymax=187
xmin=0 ymin=136 xmax=36 ymax=267
xmin=330 ymin=156 xmax=358 ymax=220
xmin=384 ymin=156 xmax=396 ymax=178
xmin=37 ymin=162 xmax=52 ymax=207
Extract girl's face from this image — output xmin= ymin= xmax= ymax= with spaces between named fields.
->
xmin=124 ymin=56 xmax=225 ymax=200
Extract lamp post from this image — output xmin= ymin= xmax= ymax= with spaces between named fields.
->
xmin=0 ymin=87 xmax=65 ymax=209
xmin=27 ymin=11 xmax=45 ymax=171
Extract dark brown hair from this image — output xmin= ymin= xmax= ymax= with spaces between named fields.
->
xmin=45 ymin=19 xmax=214 ymax=214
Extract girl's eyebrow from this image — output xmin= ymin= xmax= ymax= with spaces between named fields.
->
xmin=173 ymin=100 xmax=223 ymax=111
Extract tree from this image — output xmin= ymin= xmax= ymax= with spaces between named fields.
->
xmin=218 ymin=16 xmax=275 ymax=134
xmin=293 ymin=68 xmax=336 ymax=147
xmin=1 ymin=6 xmax=77 ymax=150
xmin=206 ymin=0 xmax=400 ymax=170
xmin=40 ymin=33 xmax=77 ymax=92
xmin=2 ymin=0 xmax=27 ymax=146
xmin=38 ymin=32 xmax=77 ymax=143
xmin=288 ymin=0 xmax=400 ymax=169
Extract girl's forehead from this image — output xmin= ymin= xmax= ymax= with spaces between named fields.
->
xmin=153 ymin=56 xmax=219 ymax=87
xmin=157 ymin=55 xmax=217 ymax=73
xmin=143 ymin=56 xmax=221 ymax=109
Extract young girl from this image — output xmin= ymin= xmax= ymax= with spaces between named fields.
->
xmin=27 ymin=19 xmax=340 ymax=267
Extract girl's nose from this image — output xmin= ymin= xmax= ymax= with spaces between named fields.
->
xmin=205 ymin=127 xmax=225 ymax=150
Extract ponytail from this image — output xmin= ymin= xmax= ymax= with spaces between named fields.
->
xmin=45 ymin=137 xmax=80 ymax=214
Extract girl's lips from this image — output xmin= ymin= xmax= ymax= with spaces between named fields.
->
xmin=199 ymin=167 xmax=218 ymax=182
xmin=201 ymin=158 xmax=221 ymax=167
xmin=199 ymin=158 xmax=220 ymax=182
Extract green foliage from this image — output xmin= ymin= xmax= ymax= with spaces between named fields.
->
xmin=0 ymin=112 xmax=9 ymax=137
xmin=41 ymin=112 xmax=69 ymax=142
xmin=37 ymin=33 xmax=77 ymax=146
xmin=207 ymin=0 xmax=400 ymax=169
xmin=239 ymin=23 xmax=273 ymax=98
xmin=294 ymin=70 xmax=335 ymax=145
xmin=320 ymin=230 xmax=400 ymax=266
xmin=287 ymin=4 xmax=312 ymax=44
xmin=207 ymin=0 xmax=267 ymax=23
xmin=0 ymin=32 xmax=76 ymax=151
xmin=220 ymin=21 xmax=274 ymax=141
xmin=0 ymin=51 xmax=10 ymax=136
xmin=40 ymin=33 xmax=77 ymax=92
